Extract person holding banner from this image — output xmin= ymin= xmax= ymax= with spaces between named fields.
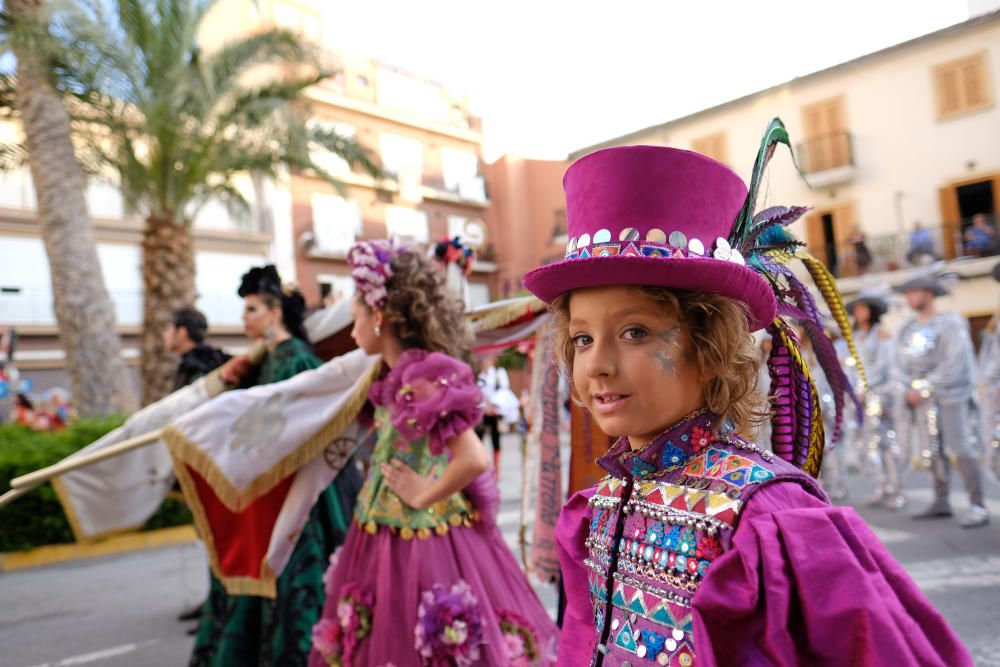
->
xmin=307 ymin=241 xmax=557 ymax=666
xmin=164 ymin=307 xmax=231 ymax=392
xmin=525 ymin=124 xmax=970 ymax=666
xmin=191 ymin=265 xmax=363 ymax=667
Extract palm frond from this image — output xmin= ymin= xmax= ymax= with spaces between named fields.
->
xmin=24 ymin=0 xmax=381 ymax=223
xmin=0 ymin=142 xmax=28 ymax=172
xmin=186 ymin=180 xmax=252 ymax=228
xmin=309 ymin=123 xmax=381 ymax=181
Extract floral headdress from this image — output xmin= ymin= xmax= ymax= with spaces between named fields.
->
xmin=434 ymin=236 xmax=475 ymax=276
xmin=347 ymin=240 xmax=404 ymax=310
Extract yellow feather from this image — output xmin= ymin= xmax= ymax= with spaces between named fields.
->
xmin=798 ymin=253 xmax=869 ymax=390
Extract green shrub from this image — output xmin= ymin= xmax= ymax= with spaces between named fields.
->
xmin=0 ymin=418 xmax=191 ymax=552
xmin=496 ymin=346 xmax=528 ymax=371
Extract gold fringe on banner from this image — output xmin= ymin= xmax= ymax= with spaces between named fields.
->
xmin=162 ymin=359 xmax=380 ymax=514
xmin=467 ymin=296 xmax=547 ymax=333
xmin=171 ymin=456 xmax=279 ymax=598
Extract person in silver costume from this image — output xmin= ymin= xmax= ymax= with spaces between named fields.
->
xmin=845 ymin=288 xmax=902 ymax=509
xmin=978 ymin=262 xmax=1000 ymax=482
xmin=892 ymin=272 xmax=989 ymax=528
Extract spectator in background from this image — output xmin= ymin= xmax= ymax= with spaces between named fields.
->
xmin=31 ymin=388 xmax=75 ymax=432
xmin=964 ymin=213 xmax=997 ymax=257
xmin=13 ymin=393 xmax=34 ymax=426
xmin=847 ymin=226 xmax=873 ymax=274
xmin=476 ymin=355 xmax=521 ymax=477
xmin=162 ymin=306 xmax=232 ymax=628
xmin=163 ymin=307 xmax=231 ymax=391
xmin=907 ymin=222 xmax=936 ymax=265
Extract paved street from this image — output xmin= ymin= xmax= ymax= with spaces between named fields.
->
xmin=2 ymin=434 xmax=999 ymax=666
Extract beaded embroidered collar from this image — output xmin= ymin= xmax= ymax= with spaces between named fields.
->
xmin=596 ymin=410 xmax=719 ymax=480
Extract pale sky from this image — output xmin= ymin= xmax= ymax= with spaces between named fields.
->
xmin=322 ymin=0 xmax=972 ymax=161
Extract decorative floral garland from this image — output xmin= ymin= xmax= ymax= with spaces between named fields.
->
xmin=311 ymin=582 xmax=375 ymax=667
xmin=434 ymin=236 xmax=475 ymax=276
xmin=414 ymin=580 xmax=484 ymax=666
xmin=498 ymin=609 xmax=540 ymax=666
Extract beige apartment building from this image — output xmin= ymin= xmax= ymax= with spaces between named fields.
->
xmin=571 ymin=9 xmax=1000 ymax=338
xmin=202 ymin=0 xmax=498 ymax=309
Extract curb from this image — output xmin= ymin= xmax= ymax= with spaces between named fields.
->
xmin=0 ymin=524 xmax=198 ymax=572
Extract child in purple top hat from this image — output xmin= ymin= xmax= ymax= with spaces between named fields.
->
xmin=524 ymin=120 xmax=972 ymax=666
xmin=308 ymin=241 xmax=557 ymax=667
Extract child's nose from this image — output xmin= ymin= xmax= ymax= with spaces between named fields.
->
xmin=584 ymin=340 xmax=615 ymax=378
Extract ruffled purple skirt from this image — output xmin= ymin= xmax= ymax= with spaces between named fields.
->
xmin=309 ymin=475 xmax=558 ymax=667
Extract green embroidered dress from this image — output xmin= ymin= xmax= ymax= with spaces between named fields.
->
xmin=190 ymin=337 xmax=362 ymax=667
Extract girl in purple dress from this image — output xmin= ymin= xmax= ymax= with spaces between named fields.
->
xmin=308 ymin=240 xmax=558 ymax=667
xmin=522 ymin=120 xmax=972 ymax=666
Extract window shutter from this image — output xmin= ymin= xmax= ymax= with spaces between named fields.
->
xmin=962 ymin=58 xmax=987 ymax=108
xmin=934 ymin=53 xmax=992 ymax=119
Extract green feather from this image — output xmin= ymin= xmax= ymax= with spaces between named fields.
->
xmin=729 ymin=118 xmax=808 ymax=244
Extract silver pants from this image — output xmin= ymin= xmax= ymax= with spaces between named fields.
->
xmin=859 ymin=394 xmax=902 ymax=496
xmin=897 ymin=398 xmax=984 ymax=507
xmin=981 ymin=384 xmax=1000 ymax=480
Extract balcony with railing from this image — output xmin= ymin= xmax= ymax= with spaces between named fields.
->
xmin=817 ymin=215 xmax=998 ymax=280
xmin=795 ymin=131 xmax=855 ymax=187
xmin=0 ymin=288 xmax=247 ymax=327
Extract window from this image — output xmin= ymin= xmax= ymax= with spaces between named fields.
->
xmin=86 ymin=180 xmax=124 ymax=219
xmin=440 ymin=148 xmax=485 ymax=202
xmin=0 ymin=169 xmax=35 ymax=209
xmin=272 ymin=1 xmax=320 ymax=42
xmin=379 ymin=133 xmax=423 ymax=178
xmin=933 ymin=52 xmax=993 ymax=119
xmin=469 ymin=282 xmax=490 ymax=307
xmin=380 ymin=133 xmax=424 ymax=202
xmin=318 ymin=274 xmax=355 ymax=305
xmin=376 ymin=68 xmax=451 ymax=123
xmin=385 ymin=205 xmax=429 ymax=243
xmin=801 ymin=97 xmax=851 ymax=172
xmin=690 ymin=132 xmax=728 ymax=164
xmin=196 ymin=251 xmax=269 ymax=326
xmin=447 ymin=215 xmax=487 ymax=248
xmin=308 ymin=118 xmax=356 ymax=176
xmin=311 ymin=193 xmax=362 ymax=254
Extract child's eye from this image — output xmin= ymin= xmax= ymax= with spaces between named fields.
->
xmin=623 ymin=327 xmax=648 ymax=340
xmin=571 ymin=333 xmax=593 ymax=348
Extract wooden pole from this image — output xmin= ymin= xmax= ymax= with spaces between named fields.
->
xmin=1 ymin=342 xmax=270 ymax=508
xmin=0 ymin=487 xmax=33 ymax=509
xmin=9 ymin=429 xmax=164 ymax=491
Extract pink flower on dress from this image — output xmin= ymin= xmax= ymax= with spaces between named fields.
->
xmin=312 ymin=619 xmax=342 ymax=664
xmin=498 ymin=608 xmax=539 ymax=666
xmin=414 ymin=580 xmax=484 ymax=666
xmin=311 ymin=583 xmax=374 ymax=667
xmin=337 ymin=600 xmax=356 ymax=631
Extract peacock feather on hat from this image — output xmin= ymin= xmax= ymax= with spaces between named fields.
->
xmin=728 ymin=118 xmax=865 ymax=477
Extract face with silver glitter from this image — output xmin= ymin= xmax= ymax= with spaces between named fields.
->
xmin=567 ymin=286 xmax=706 ymax=449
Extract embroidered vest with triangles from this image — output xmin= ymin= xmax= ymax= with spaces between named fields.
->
xmin=584 ymin=411 xmax=824 ymax=666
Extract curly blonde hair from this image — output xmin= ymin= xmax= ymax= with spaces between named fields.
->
xmin=364 ymin=249 xmax=476 ymax=368
xmin=550 ymin=287 xmax=768 ymax=436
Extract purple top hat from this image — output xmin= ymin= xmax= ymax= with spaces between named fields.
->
xmin=523 ymin=146 xmax=777 ymax=331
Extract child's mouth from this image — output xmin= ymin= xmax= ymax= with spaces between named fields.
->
xmin=592 ymin=393 xmax=629 ymax=414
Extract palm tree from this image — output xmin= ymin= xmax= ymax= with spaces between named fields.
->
xmin=35 ymin=0 xmax=380 ymax=403
xmin=0 ymin=0 xmax=139 ymax=417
